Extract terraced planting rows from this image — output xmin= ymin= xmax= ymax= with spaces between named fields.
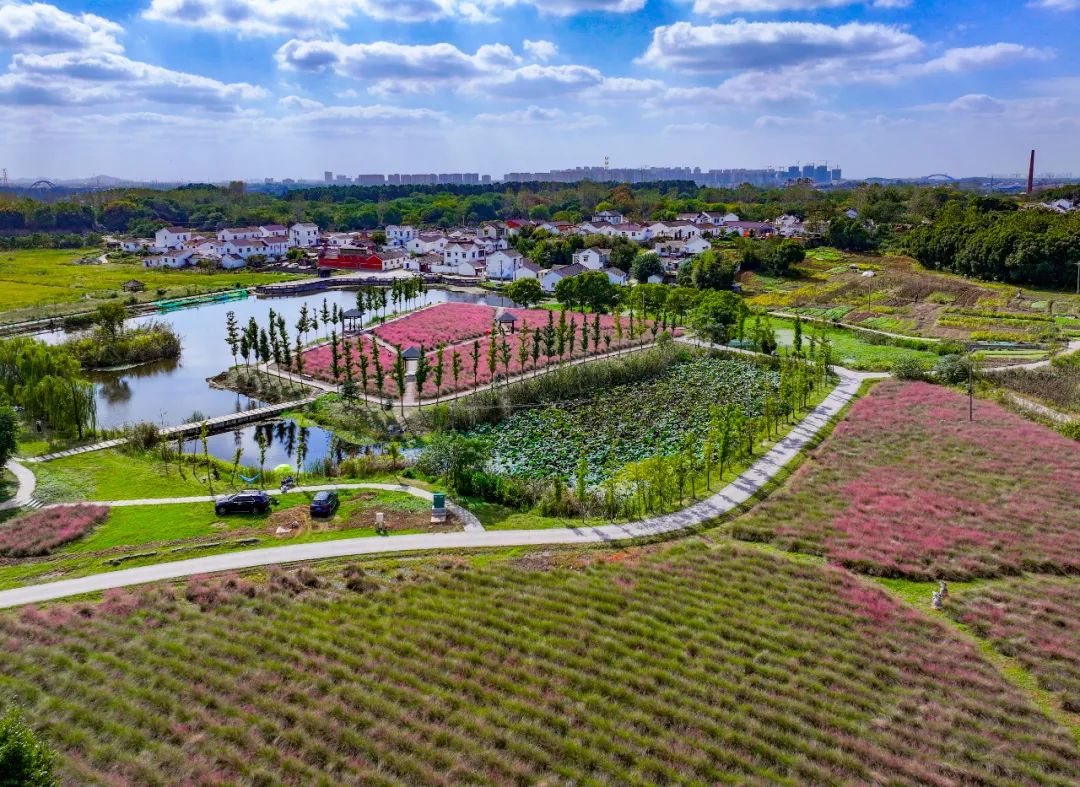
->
xmin=733 ymin=380 xmax=1080 ymax=579
xmin=2 ymin=544 xmax=1077 ymax=784
xmin=474 ymin=356 xmax=777 ymax=482
xmin=945 ymin=576 xmax=1080 ymax=713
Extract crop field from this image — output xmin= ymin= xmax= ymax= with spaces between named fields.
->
xmin=2 ymin=543 xmax=1077 ymax=784
xmin=0 ymin=248 xmax=295 ymax=321
xmin=944 ymin=576 xmax=1080 ymax=714
xmin=988 ymin=362 xmax=1080 ymax=415
xmin=474 ymin=356 xmax=777 ymax=482
xmin=733 ymin=380 xmax=1080 ymax=580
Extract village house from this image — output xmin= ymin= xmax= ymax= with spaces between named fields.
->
xmin=774 ymin=215 xmax=806 ymax=237
xmin=145 ymin=248 xmax=195 ymax=268
xmin=259 ymin=224 xmax=288 ymax=237
xmin=572 ymin=247 xmax=611 ymax=270
xmin=1042 ymin=199 xmax=1076 ymax=213
xmin=540 ymin=263 xmax=587 ymax=292
xmin=480 ymin=221 xmax=507 ymax=239
xmin=442 ymin=240 xmax=484 ymax=266
xmin=513 ymin=260 xmax=541 ymax=281
xmin=217 ymin=226 xmax=263 ymax=242
xmin=591 ymin=209 xmax=625 ymax=224
xmin=385 ymin=225 xmax=417 ymax=246
xmin=154 ymin=226 xmax=191 ymax=250
xmin=684 ymin=237 xmax=712 ymax=255
xmin=602 ymin=267 xmax=628 ymax=286
xmin=599 ymin=223 xmax=649 ymax=242
xmin=696 ymin=211 xmax=740 ymax=226
xmin=121 ymin=238 xmax=154 ymax=253
xmin=407 ymin=232 xmax=448 ymax=255
xmin=486 ymin=249 xmax=525 ymax=281
xmin=290 ymin=222 xmax=320 ymax=247
xmin=653 ymin=239 xmax=686 ymax=258
xmin=722 ymin=221 xmax=776 ymax=238
xmin=648 ymin=221 xmax=703 ymax=241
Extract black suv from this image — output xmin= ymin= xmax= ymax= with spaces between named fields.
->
xmin=310 ymin=490 xmax=340 ymax=517
xmin=215 ymin=490 xmax=272 ymax=515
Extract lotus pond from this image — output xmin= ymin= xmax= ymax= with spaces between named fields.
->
xmin=471 ymin=356 xmax=778 ymax=482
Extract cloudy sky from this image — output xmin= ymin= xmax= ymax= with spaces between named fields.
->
xmin=1 ymin=0 xmax=1077 ymax=181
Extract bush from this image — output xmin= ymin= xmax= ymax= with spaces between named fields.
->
xmin=0 ymin=504 xmax=109 ymax=556
xmin=128 ymin=421 xmax=160 ymax=451
xmin=0 ymin=706 xmax=55 ymax=787
xmin=892 ymin=357 xmax=928 ymax=381
xmin=932 ymin=354 xmax=972 ymax=385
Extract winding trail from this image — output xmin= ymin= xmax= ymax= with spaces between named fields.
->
xmin=0 ymin=460 xmax=36 ymax=512
xmin=0 ymin=368 xmax=881 ymax=609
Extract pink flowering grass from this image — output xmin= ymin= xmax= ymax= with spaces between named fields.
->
xmin=945 ymin=577 xmax=1080 ymax=712
xmin=1 ymin=545 xmax=1077 ymax=783
xmin=0 ymin=504 xmax=110 ymax=557
xmin=373 ymin=302 xmax=496 ymax=348
xmin=733 ymin=380 xmax=1080 ymax=580
xmin=299 ymin=335 xmax=397 ymax=394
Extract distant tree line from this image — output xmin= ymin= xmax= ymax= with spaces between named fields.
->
xmin=906 ymin=203 xmax=1080 ymax=288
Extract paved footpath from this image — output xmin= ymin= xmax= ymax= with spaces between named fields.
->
xmin=0 ymin=368 xmax=878 ymax=609
xmin=0 ymin=460 xmax=36 ymax=512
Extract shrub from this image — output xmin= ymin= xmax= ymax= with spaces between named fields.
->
xmin=932 ymin=354 xmax=971 ymax=385
xmin=891 ymin=356 xmax=928 ymax=380
xmin=127 ymin=421 xmax=160 ymax=451
xmin=0 ymin=504 xmax=109 ymax=557
xmin=0 ymin=706 xmax=55 ymax=787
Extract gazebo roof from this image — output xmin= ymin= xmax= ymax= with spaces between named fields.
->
xmin=496 ymin=312 xmax=518 ymax=323
xmin=342 ymin=308 xmax=363 ymax=319
xmin=402 ymin=346 xmax=422 ymax=359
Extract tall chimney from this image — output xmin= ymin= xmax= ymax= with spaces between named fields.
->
xmin=1027 ymin=149 xmax=1035 ymax=194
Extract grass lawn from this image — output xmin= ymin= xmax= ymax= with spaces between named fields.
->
xmin=2 ymin=542 xmax=1076 ymax=784
xmin=32 ymin=448 xmax=221 ymax=503
xmin=0 ymin=248 xmax=297 ymax=323
xmin=0 ymin=468 xmax=14 ymax=502
xmin=63 ymin=488 xmax=432 ymax=553
xmin=771 ymin=316 xmax=939 ymax=371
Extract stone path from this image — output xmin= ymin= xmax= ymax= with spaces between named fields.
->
xmin=0 ymin=460 xmax=38 ymax=512
xmin=0 ymin=369 xmax=875 ymax=609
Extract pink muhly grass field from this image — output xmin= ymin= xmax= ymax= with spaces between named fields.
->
xmin=372 ymin=302 xmax=496 ymax=348
xmin=0 ymin=504 xmax=110 ymax=557
xmin=734 ymin=380 xmax=1080 ymax=580
xmin=945 ymin=577 xmax=1080 ymax=712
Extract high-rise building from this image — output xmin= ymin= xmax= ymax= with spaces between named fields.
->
xmin=830 ymin=168 xmax=842 ymax=182
xmin=356 ymin=174 xmax=385 ymax=185
xmin=335 ymin=174 xmax=352 ymax=183
xmin=324 ymin=171 xmax=333 ymax=183
xmin=814 ymin=165 xmax=828 ymax=183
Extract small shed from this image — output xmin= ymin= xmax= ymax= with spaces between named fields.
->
xmin=122 ymin=279 xmax=145 ymax=292
xmin=342 ymin=308 xmax=364 ymax=331
xmin=403 ymin=345 xmax=422 ymax=378
xmin=496 ymin=312 xmax=518 ymax=334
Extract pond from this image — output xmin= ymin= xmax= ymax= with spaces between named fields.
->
xmin=181 ymin=418 xmax=421 ymax=473
xmin=35 ymin=286 xmax=511 ymax=429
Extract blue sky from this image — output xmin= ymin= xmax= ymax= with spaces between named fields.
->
xmin=1 ymin=0 xmax=1077 ymax=180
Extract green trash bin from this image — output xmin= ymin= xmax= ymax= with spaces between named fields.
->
xmin=431 ymin=492 xmax=447 ymax=523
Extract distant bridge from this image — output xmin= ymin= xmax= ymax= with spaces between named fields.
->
xmin=922 ymin=174 xmax=956 ymax=182
xmin=29 ymin=179 xmax=56 ymax=189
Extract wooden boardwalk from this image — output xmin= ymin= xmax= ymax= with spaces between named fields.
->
xmin=23 ymin=396 xmax=317 ymax=463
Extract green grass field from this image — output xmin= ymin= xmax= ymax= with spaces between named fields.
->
xmin=0 ymin=248 xmax=296 ymax=322
xmin=770 ymin=317 xmax=940 ymax=371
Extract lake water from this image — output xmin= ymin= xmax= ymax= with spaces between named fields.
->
xmin=35 ymin=286 xmax=511 ymax=429
xmin=181 ymin=418 xmax=421 ymax=473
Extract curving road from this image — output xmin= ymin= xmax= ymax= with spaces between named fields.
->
xmin=0 ymin=460 xmax=36 ymax=512
xmin=0 ymin=368 xmax=881 ymax=609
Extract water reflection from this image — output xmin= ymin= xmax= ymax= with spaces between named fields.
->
xmin=185 ymin=418 xmax=420 ymax=472
xmin=33 ymin=286 xmax=509 ymax=429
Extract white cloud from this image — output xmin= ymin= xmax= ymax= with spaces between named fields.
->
xmin=587 ymin=76 xmax=666 ymax=100
xmin=143 ymin=0 xmax=644 ymax=33
xmin=276 ymin=39 xmax=511 ymax=94
xmin=639 ymin=21 xmax=922 ymax=73
xmin=1029 ymin=0 xmax=1080 ymax=9
xmin=754 ymin=110 xmax=845 ymax=127
xmin=469 ymin=63 xmax=604 ymax=98
xmin=474 ymin=104 xmax=604 ymax=127
xmin=523 ymin=39 xmax=558 ymax=62
xmin=915 ymin=43 xmax=1052 ymax=74
xmin=0 ymin=51 xmax=267 ymax=108
xmin=279 ymin=94 xmax=323 ymax=111
xmin=280 ymin=103 xmax=448 ymax=129
xmin=691 ymin=0 xmax=908 ymax=13
xmin=0 ymin=1 xmax=123 ymax=53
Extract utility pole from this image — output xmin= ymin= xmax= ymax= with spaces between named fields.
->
xmin=1075 ymin=261 xmax=1080 ymax=295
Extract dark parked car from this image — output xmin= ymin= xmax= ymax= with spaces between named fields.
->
xmin=310 ymin=490 xmax=339 ymax=518
xmin=214 ymin=490 xmax=272 ymax=516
